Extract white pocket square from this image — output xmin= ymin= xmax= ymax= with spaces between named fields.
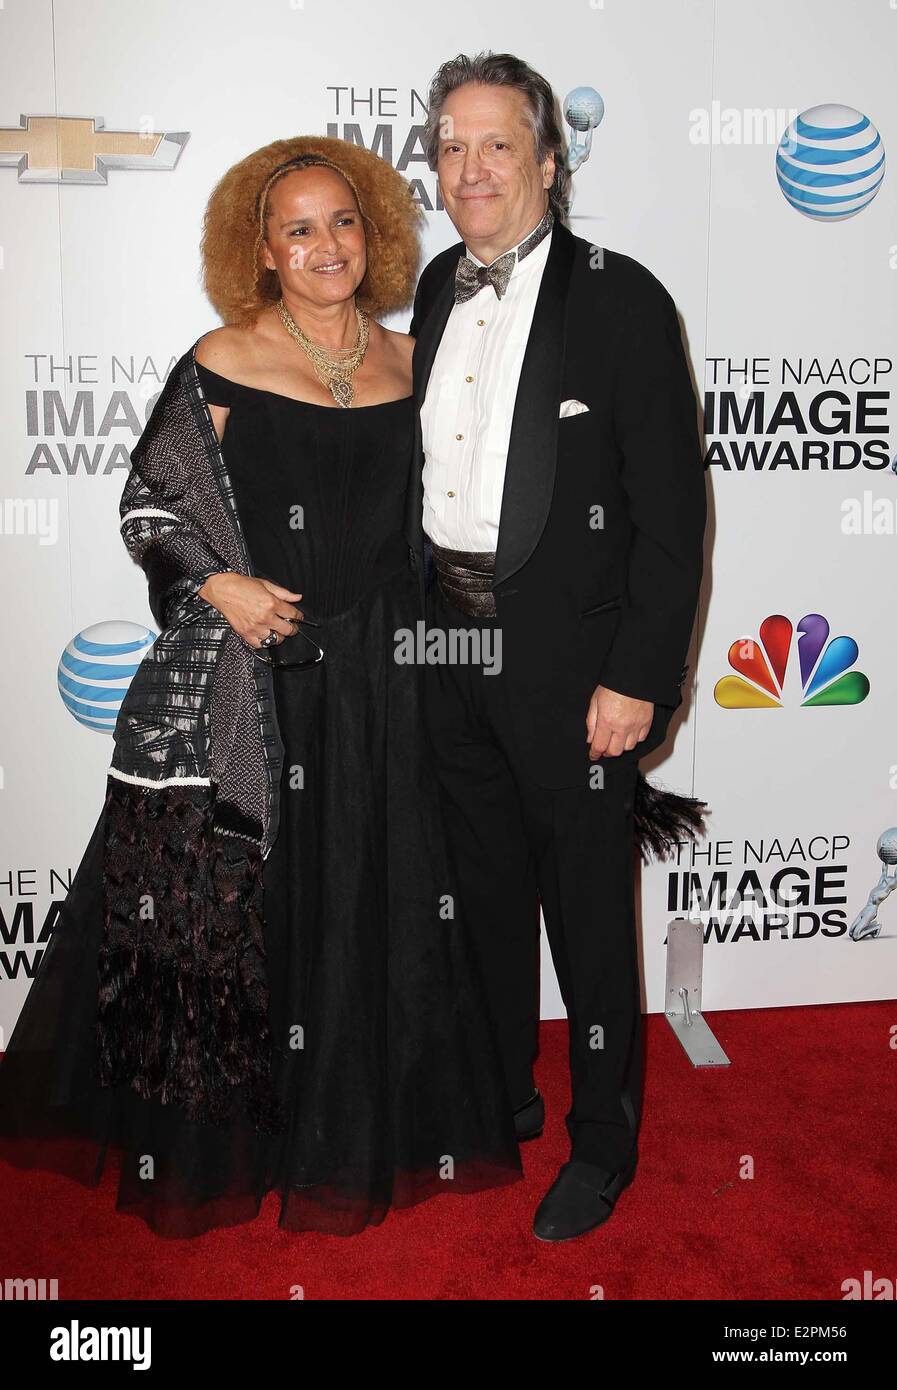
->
xmin=559 ymin=399 xmax=590 ymax=418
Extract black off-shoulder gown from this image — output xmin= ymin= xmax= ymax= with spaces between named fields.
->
xmin=0 ymin=363 xmax=522 ymax=1237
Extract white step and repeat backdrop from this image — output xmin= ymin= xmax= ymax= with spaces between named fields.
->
xmin=1 ymin=0 xmax=895 ymax=1040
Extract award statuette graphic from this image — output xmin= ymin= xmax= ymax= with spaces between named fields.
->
xmin=848 ymin=827 xmax=897 ymax=940
xmin=563 ymin=86 xmax=605 ymax=173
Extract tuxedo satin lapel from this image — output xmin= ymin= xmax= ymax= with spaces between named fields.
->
xmin=493 ymin=221 xmax=576 ymax=589
xmin=404 ymin=246 xmax=463 ymax=553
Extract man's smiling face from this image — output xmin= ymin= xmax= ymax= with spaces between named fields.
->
xmin=436 ymin=82 xmax=554 ymax=263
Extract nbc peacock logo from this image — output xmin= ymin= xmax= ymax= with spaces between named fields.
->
xmin=714 ymin=613 xmax=869 ymax=709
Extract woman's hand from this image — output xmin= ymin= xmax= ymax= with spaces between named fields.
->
xmin=198 ymin=572 xmax=305 ymax=649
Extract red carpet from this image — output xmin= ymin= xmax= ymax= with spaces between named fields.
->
xmin=1 ymin=1003 xmax=893 ymax=1300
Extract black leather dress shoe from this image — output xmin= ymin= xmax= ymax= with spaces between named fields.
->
xmin=532 ymin=1155 xmax=637 ymax=1242
xmin=513 ymin=1088 xmax=545 ymax=1141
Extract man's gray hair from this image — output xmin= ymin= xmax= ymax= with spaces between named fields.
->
xmin=423 ymin=51 xmax=571 ymax=223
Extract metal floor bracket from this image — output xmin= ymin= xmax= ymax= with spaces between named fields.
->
xmin=664 ymin=918 xmax=730 ymax=1067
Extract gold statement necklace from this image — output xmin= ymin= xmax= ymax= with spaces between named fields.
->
xmin=276 ymin=297 xmax=370 ymax=408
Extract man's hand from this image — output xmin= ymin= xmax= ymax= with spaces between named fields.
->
xmin=586 ymin=684 xmax=653 ymax=759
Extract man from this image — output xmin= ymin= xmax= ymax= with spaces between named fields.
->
xmin=406 ymin=52 xmax=706 ymax=1241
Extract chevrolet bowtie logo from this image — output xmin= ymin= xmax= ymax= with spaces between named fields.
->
xmin=0 ymin=114 xmax=188 ymax=184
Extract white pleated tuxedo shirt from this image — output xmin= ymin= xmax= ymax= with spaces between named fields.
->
xmin=420 ymin=220 xmax=553 ymax=553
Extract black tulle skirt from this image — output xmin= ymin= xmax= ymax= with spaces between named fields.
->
xmin=0 ymin=567 xmax=522 ymax=1237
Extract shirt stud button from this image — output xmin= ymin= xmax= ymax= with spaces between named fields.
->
xmin=476 ymin=319 xmax=485 ymax=326
xmin=455 ymin=433 xmax=463 ymax=440
xmin=465 ymin=375 xmax=474 ymax=383
xmin=447 ymin=491 xmax=456 ymax=498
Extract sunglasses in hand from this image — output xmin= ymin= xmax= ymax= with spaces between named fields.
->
xmin=252 ymin=606 xmax=324 ymax=670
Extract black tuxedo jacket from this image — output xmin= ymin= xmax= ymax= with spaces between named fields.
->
xmin=406 ymin=218 xmax=706 ymax=788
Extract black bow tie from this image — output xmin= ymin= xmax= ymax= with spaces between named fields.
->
xmin=454 ymin=251 xmax=515 ymax=303
xmin=453 ymin=207 xmax=555 ymax=305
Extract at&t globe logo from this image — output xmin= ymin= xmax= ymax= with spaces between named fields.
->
xmin=57 ymin=621 xmax=156 ymax=733
xmin=776 ymin=104 xmax=885 ymax=220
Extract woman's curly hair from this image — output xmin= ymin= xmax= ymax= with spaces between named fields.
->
xmin=201 ymin=136 xmax=424 ymax=326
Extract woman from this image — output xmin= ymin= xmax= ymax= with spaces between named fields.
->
xmin=0 ymin=136 xmax=523 ymax=1237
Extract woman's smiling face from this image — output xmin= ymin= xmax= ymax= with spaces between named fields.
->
xmin=262 ymin=165 xmax=367 ymax=305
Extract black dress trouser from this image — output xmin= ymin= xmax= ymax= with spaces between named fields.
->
xmin=423 ymin=583 xmax=642 ymax=1173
